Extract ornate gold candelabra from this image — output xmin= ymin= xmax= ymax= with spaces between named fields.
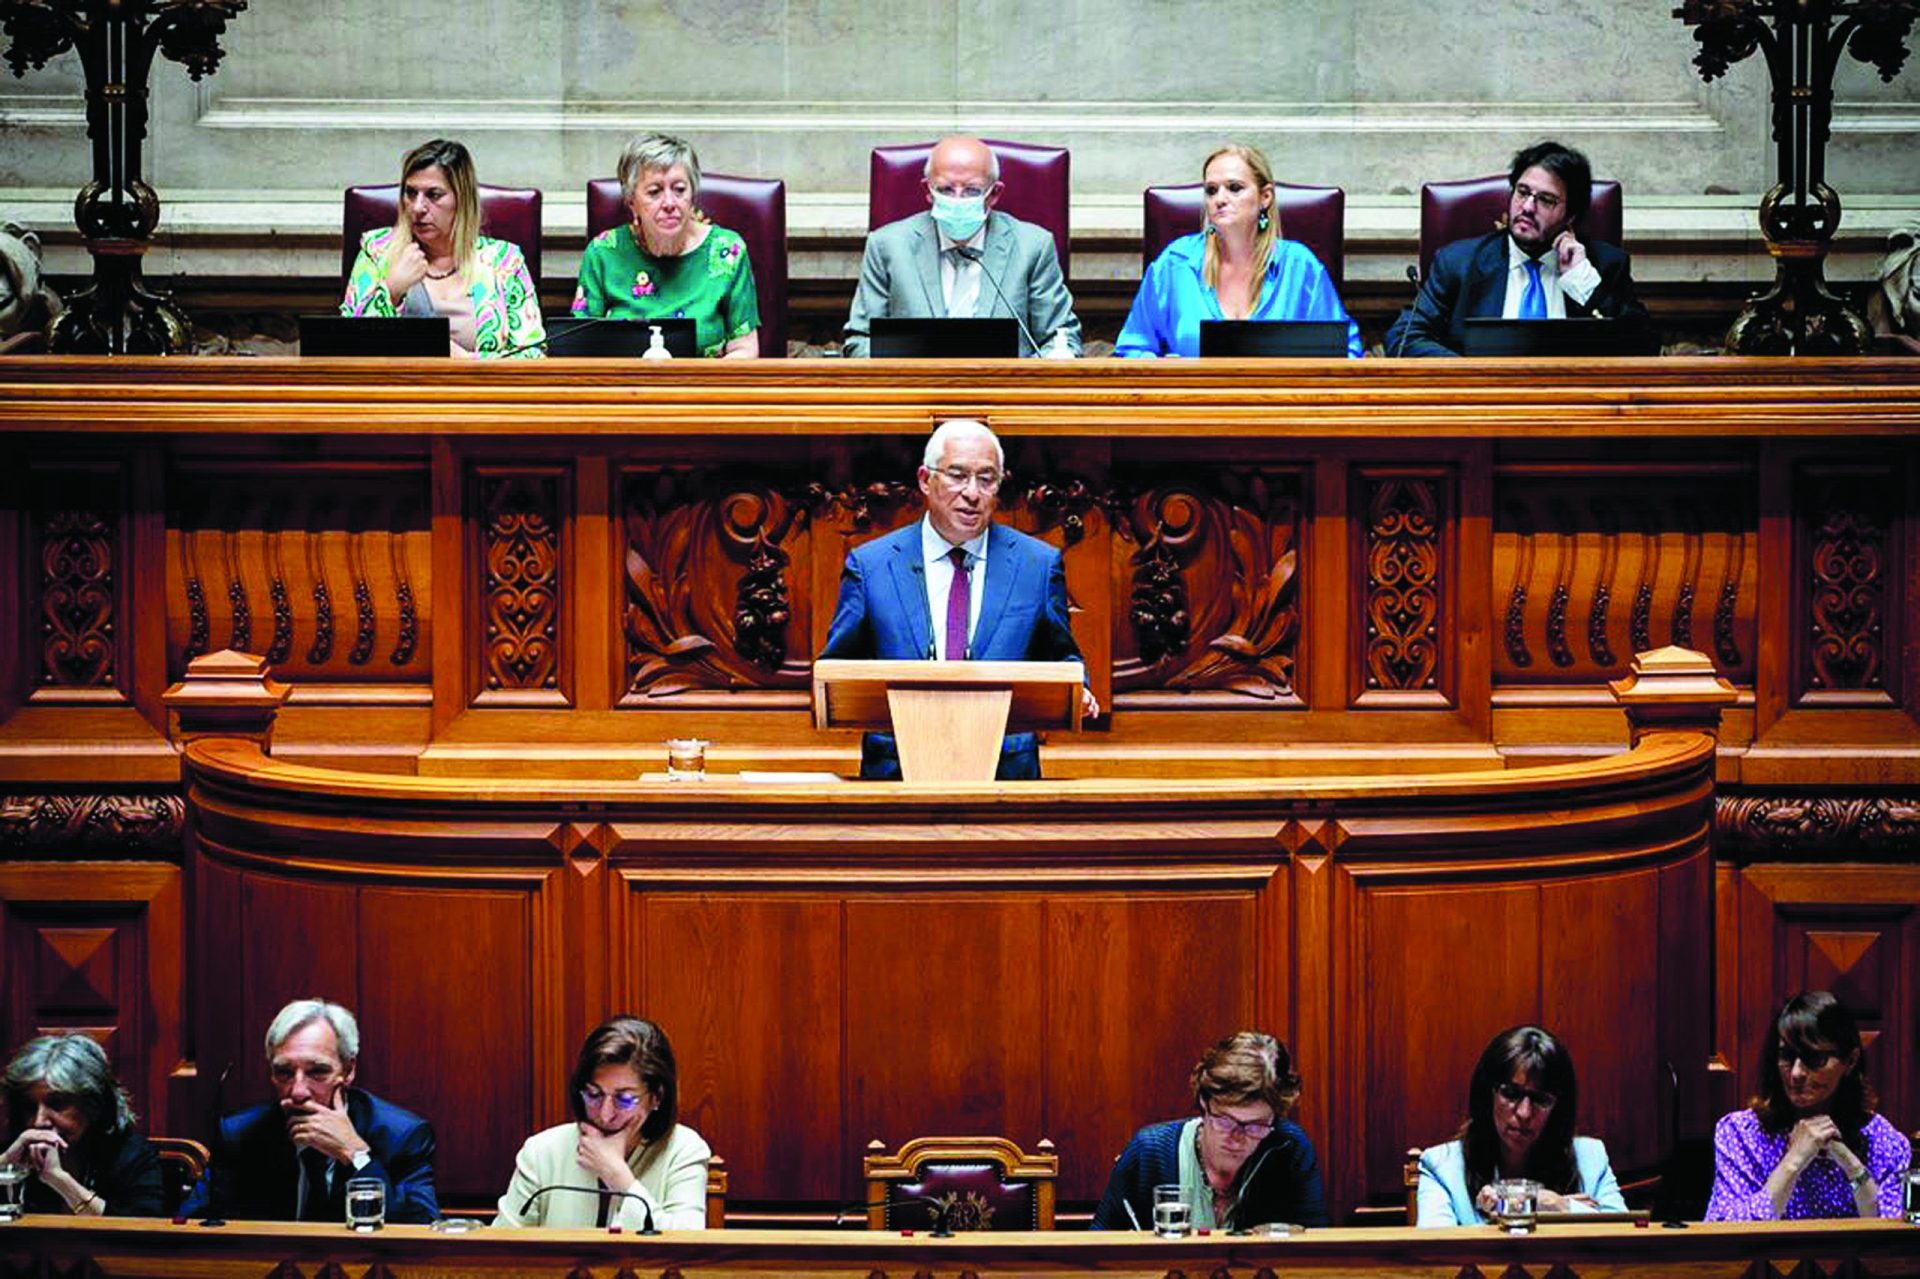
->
xmin=1675 ymin=0 xmax=1917 ymax=354
xmin=2 ymin=0 xmax=247 ymax=354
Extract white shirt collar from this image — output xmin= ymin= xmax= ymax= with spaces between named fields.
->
xmin=1507 ymin=235 xmax=1554 ymax=277
xmin=921 ymin=515 xmax=989 ymax=565
xmin=935 ymin=219 xmax=989 ymax=256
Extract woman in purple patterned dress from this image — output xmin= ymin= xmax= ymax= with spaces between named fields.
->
xmin=1705 ymin=991 xmax=1911 ymax=1220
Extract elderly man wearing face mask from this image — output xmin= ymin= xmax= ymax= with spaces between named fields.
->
xmin=842 ymin=134 xmax=1080 ymax=358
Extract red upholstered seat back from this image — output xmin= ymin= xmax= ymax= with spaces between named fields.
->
xmin=342 ymin=184 xmax=543 ymax=288
xmin=884 ymin=1162 xmax=1039 ymax=1232
xmin=587 ymin=174 xmax=790 ymax=357
xmin=1418 ymin=174 xmax=1623 ymax=279
xmin=869 ymin=139 xmax=1071 ymax=279
xmin=1143 ymin=181 xmax=1347 ymax=287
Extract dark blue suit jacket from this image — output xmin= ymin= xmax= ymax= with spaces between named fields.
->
xmin=1384 ymin=230 xmax=1647 ymax=357
xmin=180 ymin=1087 xmax=438 ymax=1223
xmin=819 ymin=519 xmax=1083 ymax=779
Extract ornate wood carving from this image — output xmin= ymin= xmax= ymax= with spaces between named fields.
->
xmin=0 ymin=793 xmax=184 ymax=855
xmin=483 ymin=473 xmax=561 ymax=691
xmin=1495 ymin=478 xmax=1753 ymax=685
xmin=1717 ymin=792 xmax=1920 ymax=858
xmin=39 ymin=508 xmax=115 ymax=688
xmin=622 ymin=469 xmax=815 ymax=696
xmin=1363 ymin=475 xmax=1443 ymax=692
xmin=1803 ymin=490 xmax=1889 ymax=695
xmin=1110 ymin=468 xmax=1302 ymax=698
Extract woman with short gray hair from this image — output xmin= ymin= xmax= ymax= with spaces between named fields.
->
xmin=571 ymin=132 xmax=761 ymax=358
xmin=2 ymin=1033 xmax=164 ymax=1215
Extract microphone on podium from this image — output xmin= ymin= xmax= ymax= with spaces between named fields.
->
xmin=951 ymin=245 xmax=1040 ymax=357
xmin=519 ymin=1183 xmax=659 ymax=1234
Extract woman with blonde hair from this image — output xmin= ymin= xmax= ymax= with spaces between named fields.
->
xmin=341 ymin=138 xmax=544 ymax=358
xmin=1117 ymin=143 xmax=1359 ymax=358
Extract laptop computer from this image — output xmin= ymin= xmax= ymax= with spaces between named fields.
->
xmin=543 ymin=316 xmax=698 ymax=358
xmin=1199 ymin=320 xmax=1350 ymax=358
xmin=869 ymin=317 xmax=1021 ymax=359
xmin=1462 ymin=318 xmax=1652 ymax=357
xmin=299 ymin=316 xmax=449 ymax=357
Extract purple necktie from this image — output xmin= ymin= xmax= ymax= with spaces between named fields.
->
xmin=944 ymin=546 xmax=971 ymax=661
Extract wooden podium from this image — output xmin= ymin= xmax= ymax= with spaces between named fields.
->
xmin=812 ymin=659 xmax=1085 ymax=782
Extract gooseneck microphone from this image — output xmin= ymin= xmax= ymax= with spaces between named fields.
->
xmin=1389 ymin=264 xmax=1421 ymax=359
xmin=952 ymin=245 xmax=1041 ymax=356
xmin=497 ymin=313 xmax=626 ymax=360
xmin=519 ymin=1183 xmax=658 ymax=1235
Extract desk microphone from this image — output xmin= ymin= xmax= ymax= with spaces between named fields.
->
xmin=497 ymin=314 xmax=624 ymax=360
xmin=519 ymin=1183 xmax=658 ymax=1234
xmin=1389 ymin=264 xmax=1421 ymax=359
xmin=836 ymin=1193 xmax=958 ymax=1237
xmin=952 ymin=245 xmax=1041 ymax=356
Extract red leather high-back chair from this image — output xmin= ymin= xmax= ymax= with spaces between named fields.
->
xmin=1418 ymin=174 xmax=1623 ymax=279
xmin=341 ymin=184 xmax=543 ymax=289
xmin=864 ymin=1136 xmax=1057 ymax=1232
xmin=868 ymin=140 xmax=1071 ymax=279
xmin=587 ymin=174 xmax=789 ymax=357
xmin=1143 ymin=181 xmax=1347 ymax=287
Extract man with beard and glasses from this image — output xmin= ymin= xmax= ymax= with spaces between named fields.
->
xmin=1385 ymin=140 xmax=1647 ymax=357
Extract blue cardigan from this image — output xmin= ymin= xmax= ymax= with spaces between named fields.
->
xmin=1415 ymin=1136 xmax=1625 ymax=1226
xmin=1092 ymin=1117 xmax=1328 ymax=1230
xmin=1115 ymin=234 xmax=1362 ymax=358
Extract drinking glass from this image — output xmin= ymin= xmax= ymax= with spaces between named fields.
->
xmin=666 ymin=738 xmax=708 ymax=781
xmin=1904 ymin=1165 xmax=1920 ymax=1225
xmin=1151 ymin=1183 xmax=1191 ymax=1237
xmin=1491 ymin=1177 xmax=1539 ymax=1234
xmin=0 ymin=1164 xmax=25 ymax=1221
xmin=344 ymin=1177 xmax=385 ymax=1231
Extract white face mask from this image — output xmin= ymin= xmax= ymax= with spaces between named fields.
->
xmin=930 ymin=192 xmax=988 ymax=242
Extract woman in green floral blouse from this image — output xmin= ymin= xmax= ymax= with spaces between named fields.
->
xmin=341 ymin=139 xmax=544 ymax=359
xmin=572 ymin=134 xmax=760 ymax=358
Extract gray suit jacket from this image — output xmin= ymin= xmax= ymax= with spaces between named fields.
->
xmin=842 ymin=210 xmax=1080 ymax=357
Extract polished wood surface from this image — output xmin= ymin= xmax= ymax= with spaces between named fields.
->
xmin=5 ymin=1216 xmax=1918 ymax=1278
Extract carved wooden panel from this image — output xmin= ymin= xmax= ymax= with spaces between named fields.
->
xmin=619 ymin=465 xmax=821 ymax=699
xmin=1108 ymin=465 xmax=1304 ymax=702
xmin=1795 ymin=464 xmax=1901 ymax=705
xmin=0 ymin=863 xmax=183 ymax=1137
xmin=166 ymin=468 xmax=430 ymax=682
xmin=1717 ymin=792 xmax=1920 ymax=858
xmin=474 ymin=468 xmax=564 ymax=701
xmin=1494 ymin=471 xmax=1755 ymax=684
xmin=0 ymin=793 xmax=184 ymax=856
xmin=29 ymin=464 xmax=123 ymax=694
xmin=1354 ymin=468 xmax=1449 ymax=701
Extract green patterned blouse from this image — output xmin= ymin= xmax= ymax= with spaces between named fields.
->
xmin=340 ymin=228 xmax=545 ymax=359
xmin=572 ymin=222 xmax=760 ymax=357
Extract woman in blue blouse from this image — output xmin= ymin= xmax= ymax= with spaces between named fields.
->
xmin=1116 ymin=144 xmax=1360 ymax=359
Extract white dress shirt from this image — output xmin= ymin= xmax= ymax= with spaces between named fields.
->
xmin=935 ymin=223 xmax=987 ymax=318
xmin=921 ymin=516 xmax=989 ymax=660
xmin=1501 ymin=236 xmax=1601 ymax=318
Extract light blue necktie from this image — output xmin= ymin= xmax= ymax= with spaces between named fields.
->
xmin=1519 ymin=259 xmax=1547 ymax=320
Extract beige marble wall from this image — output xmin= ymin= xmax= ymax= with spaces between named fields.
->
xmin=1 ymin=0 xmax=1915 ymax=281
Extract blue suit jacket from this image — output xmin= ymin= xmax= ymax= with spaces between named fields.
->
xmin=1384 ymin=230 xmax=1647 ymax=357
xmin=819 ymin=519 xmax=1083 ymax=779
xmin=181 ymin=1087 xmax=438 ymax=1223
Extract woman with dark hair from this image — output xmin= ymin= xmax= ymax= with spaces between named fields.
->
xmin=492 ymin=1016 xmax=710 ymax=1229
xmin=1092 ymin=1030 xmax=1327 ymax=1231
xmin=1705 ymin=991 xmax=1911 ymax=1220
xmin=1415 ymin=1025 xmax=1624 ymax=1226
xmin=2 ymin=1033 xmax=163 ymax=1216
xmin=341 ymin=138 xmax=544 ymax=358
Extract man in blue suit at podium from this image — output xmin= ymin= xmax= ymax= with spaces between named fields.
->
xmin=819 ymin=419 xmax=1096 ymax=779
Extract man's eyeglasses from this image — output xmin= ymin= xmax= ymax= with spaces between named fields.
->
xmin=931 ymin=184 xmax=992 ymax=200
xmin=1512 ymin=183 xmax=1563 ymax=213
xmin=1775 ymin=1045 xmax=1838 ymax=1072
xmin=1201 ymin=1108 xmax=1275 ymax=1141
xmin=579 ymin=1085 xmax=647 ymax=1112
xmin=1494 ymin=1081 xmax=1558 ymax=1110
xmin=934 ymin=466 xmax=1004 ymax=493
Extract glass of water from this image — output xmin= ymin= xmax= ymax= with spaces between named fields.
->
xmin=1152 ymin=1183 xmax=1192 ymax=1237
xmin=0 ymin=1164 xmax=26 ymax=1221
xmin=344 ymin=1177 xmax=385 ymax=1231
xmin=1904 ymin=1165 xmax=1920 ymax=1225
xmin=665 ymin=738 xmax=708 ymax=781
xmin=1491 ymin=1178 xmax=1539 ymax=1234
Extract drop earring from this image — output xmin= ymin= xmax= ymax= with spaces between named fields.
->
xmin=1258 ymin=211 xmax=1270 ymax=233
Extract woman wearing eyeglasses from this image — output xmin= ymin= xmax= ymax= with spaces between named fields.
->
xmin=1415 ymin=1025 xmax=1625 ymax=1226
xmin=492 ymin=1016 xmax=710 ymax=1229
xmin=1092 ymin=1031 xmax=1327 ymax=1231
xmin=1705 ymin=991 xmax=1910 ymax=1220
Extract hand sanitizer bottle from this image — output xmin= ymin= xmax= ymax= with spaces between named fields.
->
xmin=642 ymin=324 xmax=673 ymax=361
